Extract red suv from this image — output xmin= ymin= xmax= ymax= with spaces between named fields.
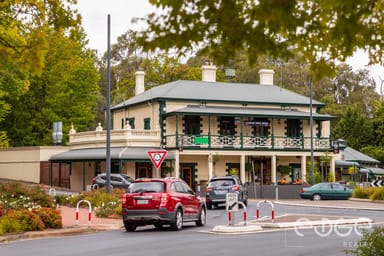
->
xmin=121 ymin=177 xmax=206 ymax=231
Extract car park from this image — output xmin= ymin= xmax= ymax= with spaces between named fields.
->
xmin=92 ymin=173 xmax=134 ymax=189
xmin=299 ymin=182 xmax=352 ymax=200
xmin=205 ymin=176 xmax=248 ymax=209
xmin=121 ymin=177 xmax=206 ymax=231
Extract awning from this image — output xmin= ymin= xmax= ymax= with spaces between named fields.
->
xmin=365 ymin=167 xmax=384 ymax=175
xmin=335 ymin=160 xmax=359 ymax=168
xmin=49 ymin=147 xmax=175 ymax=162
xmin=164 ymin=105 xmax=335 ymax=120
xmin=359 ymin=168 xmax=373 ymax=174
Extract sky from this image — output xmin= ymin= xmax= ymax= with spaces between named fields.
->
xmin=75 ymin=1 xmax=383 ymax=92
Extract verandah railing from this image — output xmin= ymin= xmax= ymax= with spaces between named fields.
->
xmin=165 ymin=134 xmax=331 ymax=150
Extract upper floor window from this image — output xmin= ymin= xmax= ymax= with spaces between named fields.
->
xmin=245 ymin=118 xmax=269 ymax=137
xmin=220 ymin=116 xmax=235 ymax=135
xmin=184 ymin=115 xmax=200 ymax=135
xmin=286 ymin=119 xmax=301 ymax=137
xmin=126 ymin=117 xmax=135 ymax=129
xmin=144 ymin=118 xmax=150 ymax=130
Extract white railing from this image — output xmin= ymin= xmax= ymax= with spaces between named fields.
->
xmin=69 ymin=128 xmax=161 ymax=148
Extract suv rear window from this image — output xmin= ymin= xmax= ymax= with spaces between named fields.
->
xmin=128 ymin=182 xmax=165 ymax=193
xmin=209 ymin=179 xmax=235 ymax=187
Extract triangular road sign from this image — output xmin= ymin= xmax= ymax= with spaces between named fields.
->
xmin=147 ymin=150 xmax=168 ymax=169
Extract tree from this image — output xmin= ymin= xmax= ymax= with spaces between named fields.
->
xmin=0 ymin=0 xmax=80 ymax=145
xmin=2 ymin=31 xmax=100 ymax=146
xmin=332 ymin=105 xmax=374 ymax=150
xmin=137 ymin=1 xmax=384 ymax=80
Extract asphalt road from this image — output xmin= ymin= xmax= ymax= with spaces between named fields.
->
xmin=1 ymin=204 xmax=383 ymax=256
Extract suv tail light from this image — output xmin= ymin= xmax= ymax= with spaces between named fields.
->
xmin=231 ymin=185 xmax=240 ymax=191
xmin=206 ymin=187 xmax=212 ymax=192
xmin=160 ymin=193 xmax=168 ymax=207
xmin=121 ymin=194 xmax=127 ymax=207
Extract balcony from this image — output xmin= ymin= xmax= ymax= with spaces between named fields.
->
xmin=69 ymin=128 xmax=161 ymax=149
xmin=165 ymin=134 xmax=331 ymax=151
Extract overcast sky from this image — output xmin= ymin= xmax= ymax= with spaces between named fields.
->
xmin=75 ymin=1 xmax=383 ymax=91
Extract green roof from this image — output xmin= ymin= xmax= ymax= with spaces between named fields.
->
xmin=112 ymin=80 xmax=325 ymax=110
xmin=50 ymin=147 xmax=174 ymax=162
xmin=343 ymin=147 xmax=380 ymax=164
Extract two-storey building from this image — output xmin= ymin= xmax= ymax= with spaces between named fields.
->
xmin=50 ymin=65 xmax=336 ymax=191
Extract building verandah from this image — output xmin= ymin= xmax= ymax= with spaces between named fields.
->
xmin=171 ymin=149 xmax=335 ymax=188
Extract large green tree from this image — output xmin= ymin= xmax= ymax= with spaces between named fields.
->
xmin=2 ymin=31 xmax=99 ymax=146
xmin=137 ymin=1 xmax=384 ymax=80
xmin=0 ymin=0 xmax=80 ymax=146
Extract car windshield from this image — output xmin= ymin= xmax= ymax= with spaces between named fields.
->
xmin=209 ymin=179 xmax=235 ymax=187
xmin=128 ymin=182 xmax=165 ymax=193
xmin=122 ymin=175 xmax=134 ymax=182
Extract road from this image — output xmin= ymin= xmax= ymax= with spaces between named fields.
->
xmin=1 ymin=203 xmax=383 ymax=256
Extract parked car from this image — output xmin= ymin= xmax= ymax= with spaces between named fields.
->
xmin=121 ymin=177 xmax=206 ymax=231
xmin=300 ymin=182 xmax=352 ymax=200
xmin=92 ymin=173 xmax=134 ymax=189
xmin=205 ymin=176 xmax=248 ymax=209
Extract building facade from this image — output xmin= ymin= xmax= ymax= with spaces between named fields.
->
xmin=50 ymin=66 xmax=337 ymax=191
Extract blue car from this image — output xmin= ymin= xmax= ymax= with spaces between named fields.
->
xmin=300 ymin=182 xmax=352 ymax=200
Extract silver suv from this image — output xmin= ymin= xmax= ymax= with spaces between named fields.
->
xmin=92 ymin=173 xmax=134 ymax=189
xmin=205 ymin=176 xmax=248 ymax=210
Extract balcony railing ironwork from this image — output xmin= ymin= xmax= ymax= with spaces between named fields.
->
xmin=166 ymin=134 xmax=331 ymax=150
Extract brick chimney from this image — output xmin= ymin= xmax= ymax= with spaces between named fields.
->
xmin=135 ymin=70 xmax=145 ymax=95
xmin=258 ymin=69 xmax=274 ymax=85
xmin=202 ymin=64 xmax=217 ymax=82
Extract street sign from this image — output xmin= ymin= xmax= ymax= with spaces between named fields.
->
xmin=147 ymin=150 xmax=168 ymax=169
xmin=226 ymin=192 xmax=238 ymax=212
xmin=370 ymin=179 xmax=383 ymax=187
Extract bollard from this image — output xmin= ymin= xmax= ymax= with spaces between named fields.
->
xmin=75 ymin=199 xmax=92 ymax=226
xmin=228 ymin=212 xmax=232 ymax=225
xmin=256 ymin=200 xmax=275 ymax=222
xmin=48 ymin=187 xmax=56 ymax=196
xmin=275 ymin=186 xmax=279 ymax=201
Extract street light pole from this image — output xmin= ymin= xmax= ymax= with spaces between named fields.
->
xmin=309 ymin=78 xmax=314 ymax=185
xmin=106 ymin=14 xmax=111 ymax=194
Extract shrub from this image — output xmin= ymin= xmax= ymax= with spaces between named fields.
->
xmin=33 ymin=208 xmax=62 ymax=229
xmin=345 ymin=227 xmax=384 ymax=255
xmin=3 ymin=209 xmax=44 ymax=232
xmin=369 ymin=187 xmax=384 ymax=201
xmin=353 ymin=187 xmax=369 ymax=199
xmin=61 ymin=188 xmax=124 ymax=217
xmin=0 ymin=182 xmax=56 ymax=211
xmin=352 ymin=187 xmax=382 ymax=200
xmin=0 ymin=216 xmax=23 ymax=235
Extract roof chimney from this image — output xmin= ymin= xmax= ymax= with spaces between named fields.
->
xmin=135 ymin=70 xmax=145 ymax=95
xmin=259 ymin=69 xmax=274 ymax=85
xmin=202 ymin=64 xmax=217 ymax=82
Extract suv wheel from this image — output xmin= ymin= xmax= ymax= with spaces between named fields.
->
xmin=124 ymin=221 xmax=136 ymax=232
xmin=196 ymin=207 xmax=206 ymax=226
xmin=171 ymin=209 xmax=183 ymax=231
xmin=206 ymin=203 xmax=212 ymax=210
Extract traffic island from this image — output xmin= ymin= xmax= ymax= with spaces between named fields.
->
xmin=210 ymin=214 xmax=373 ymax=234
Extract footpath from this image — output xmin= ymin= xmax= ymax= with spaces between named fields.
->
xmin=1 ymin=199 xmax=383 ymax=242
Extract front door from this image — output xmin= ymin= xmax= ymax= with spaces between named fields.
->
xmin=136 ymin=164 xmax=152 ymax=178
xmin=181 ymin=166 xmax=194 ymax=189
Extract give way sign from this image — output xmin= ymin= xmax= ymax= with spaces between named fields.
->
xmin=147 ymin=150 xmax=168 ymax=169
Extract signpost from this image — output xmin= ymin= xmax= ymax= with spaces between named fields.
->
xmin=371 ymin=179 xmax=383 ymax=187
xmin=147 ymin=150 xmax=168 ymax=177
xmin=226 ymin=192 xmax=238 ymax=226
xmin=226 ymin=192 xmax=239 ymax=212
